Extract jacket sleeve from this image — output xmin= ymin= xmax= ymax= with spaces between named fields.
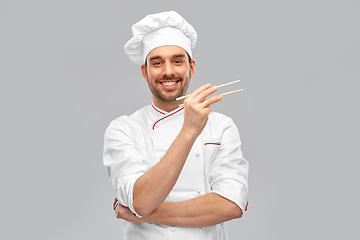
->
xmin=103 ymin=117 xmax=149 ymax=218
xmin=208 ymin=116 xmax=249 ymax=215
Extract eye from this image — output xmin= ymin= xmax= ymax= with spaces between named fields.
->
xmin=174 ymin=59 xmax=182 ymax=64
xmin=152 ymin=61 xmax=162 ymax=66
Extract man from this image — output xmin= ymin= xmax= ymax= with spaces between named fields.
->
xmin=103 ymin=10 xmax=249 ymax=239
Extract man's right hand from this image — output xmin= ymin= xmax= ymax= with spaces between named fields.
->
xmin=182 ymin=83 xmax=223 ymax=137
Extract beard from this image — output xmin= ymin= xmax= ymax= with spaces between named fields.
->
xmin=147 ymin=74 xmax=190 ymax=103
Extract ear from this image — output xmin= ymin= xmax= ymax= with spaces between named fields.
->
xmin=190 ymin=58 xmax=196 ymax=78
xmin=140 ymin=64 xmax=148 ymax=82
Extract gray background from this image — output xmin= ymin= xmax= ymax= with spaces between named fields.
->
xmin=1 ymin=0 xmax=359 ymax=239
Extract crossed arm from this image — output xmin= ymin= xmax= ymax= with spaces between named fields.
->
xmin=114 ymin=192 xmax=242 ymax=227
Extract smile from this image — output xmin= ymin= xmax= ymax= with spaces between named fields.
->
xmin=161 ymin=81 xmax=177 ymax=86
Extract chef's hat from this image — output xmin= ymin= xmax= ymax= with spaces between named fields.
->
xmin=124 ymin=10 xmax=197 ymax=64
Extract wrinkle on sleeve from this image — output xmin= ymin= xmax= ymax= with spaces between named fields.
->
xmin=103 ymin=117 xmax=149 ymax=218
xmin=208 ymin=117 xmax=249 ymax=215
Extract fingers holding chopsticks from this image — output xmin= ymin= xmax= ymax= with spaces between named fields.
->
xmin=178 ymin=80 xmax=242 ymax=107
xmin=182 ymin=83 xmax=223 ymax=136
xmin=190 ymin=84 xmax=221 ymax=106
xmin=186 ymin=83 xmax=212 ymax=101
xmin=181 ymin=80 xmax=242 ymax=136
xmin=200 ymin=93 xmax=223 ymax=108
xmin=176 ymin=79 xmax=241 ymax=101
xmin=182 ymin=84 xmax=223 ymax=110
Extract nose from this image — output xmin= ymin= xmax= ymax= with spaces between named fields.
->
xmin=162 ymin=62 xmax=174 ymax=78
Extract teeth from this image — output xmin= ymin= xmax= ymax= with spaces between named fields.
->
xmin=162 ymin=81 xmax=176 ymax=86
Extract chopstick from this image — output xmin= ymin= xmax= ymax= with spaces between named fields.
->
xmin=176 ymin=80 xmax=241 ymax=101
xmin=178 ymin=89 xmax=243 ymax=107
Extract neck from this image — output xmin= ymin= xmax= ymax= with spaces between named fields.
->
xmin=152 ymin=97 xmax=185 ymax=112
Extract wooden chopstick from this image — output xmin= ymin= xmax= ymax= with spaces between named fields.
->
xmin=220 ymin=88 xmax=243 ymax=97
xmin=176 ymin=80 xmax=241 ymax=101
xmin=217 ymin=79 xmax=241 ymax=88
xmin=178 ymin=89 xmax=243 ymax=107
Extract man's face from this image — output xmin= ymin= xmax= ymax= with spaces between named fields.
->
xmin=141 ymin=45 xmax=195 ymax=104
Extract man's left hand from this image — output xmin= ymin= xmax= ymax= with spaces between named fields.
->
xmin=113 ymin=198 xmax=144 ymax=223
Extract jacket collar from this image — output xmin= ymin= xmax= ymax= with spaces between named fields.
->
xmin=150 ymin=102 xmax=184 ymax=130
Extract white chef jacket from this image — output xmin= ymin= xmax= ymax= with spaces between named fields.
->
xmin=103 ymin=103 xmax=249 ymax=240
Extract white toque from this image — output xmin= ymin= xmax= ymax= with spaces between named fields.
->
xmin=124 ymin=10 xmax=197 ymax=64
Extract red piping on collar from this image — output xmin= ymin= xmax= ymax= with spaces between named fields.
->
xmin=151 ymin=103 xmax=165 ymax=115
xmin=152 ymin=107 xmax=184 ymax=130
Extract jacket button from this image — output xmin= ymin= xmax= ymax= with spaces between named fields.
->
xmin=198 ymin=227 xmax=203 ymax=232
xmin=197 ymin=189 xmax=201 ymax=194
xmin=171 ymin=227 xmax=175 ymax=232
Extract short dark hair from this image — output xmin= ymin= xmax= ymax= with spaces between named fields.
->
xmin=144 ymin=51 xmax=192 ymax=70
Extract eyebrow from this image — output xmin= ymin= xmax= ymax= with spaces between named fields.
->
xmin=172 ymin=54 xmax=186 ymax=59
xmin=148 ymin=55 xmax=161 ymax=62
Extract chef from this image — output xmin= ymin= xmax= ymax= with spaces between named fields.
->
xmin=103 ymin=10 xmax=249 ymax=240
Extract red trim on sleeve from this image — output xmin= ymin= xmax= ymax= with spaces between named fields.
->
xmin=245 ymin=201 xmax=248 ymax=211
xmin=152 ymin=107 xmax=184 ymax=130
xmin=204 ymin=143 xmax=221 ymax=145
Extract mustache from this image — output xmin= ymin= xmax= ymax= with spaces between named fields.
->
xmin=157 ymin=75 xmax=182 ymax=81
